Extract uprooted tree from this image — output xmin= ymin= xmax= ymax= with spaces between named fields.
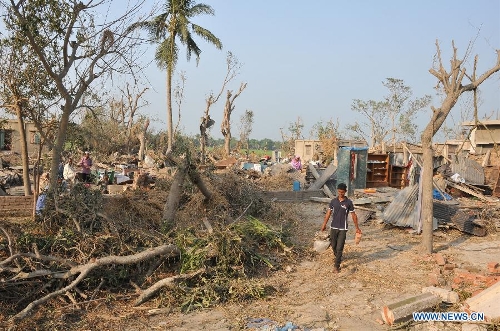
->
xmin=420 ymin=41 xmax=500 ymax=253
xmin=0 ymin=159 xmax=296 ymax=326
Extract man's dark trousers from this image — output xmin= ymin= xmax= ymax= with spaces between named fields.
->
xmin=330 ymin=228 xmax=347 ymax=269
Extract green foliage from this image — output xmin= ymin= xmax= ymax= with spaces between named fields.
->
xmin=137 ymin=0 xmax=223 ymax=151
xmin=346 ymin=78 xmax=431 ymax=146
xmin=383 ymin=78 xmax=431 ymax=143
xmin=311 ymin=118 xmax=342 ymax=163
xmin=40 ymin=183 xmax=104 ymax=232
xmin=171 ymin=216 xmax=290 ymax=311
xmin=144 ymin=0 xmax=223 ymax=71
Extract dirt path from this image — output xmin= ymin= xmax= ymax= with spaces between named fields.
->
xmin=93 ymin=201 xmax=499 ymax=330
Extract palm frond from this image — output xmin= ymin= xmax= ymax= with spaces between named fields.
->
xmin=191 ymin=24 xmax=222 ymax=49
xmin=155 ymin=38 xmax=178 ymax=70
xmin=188 ymin=3 xmax=215 ymax=17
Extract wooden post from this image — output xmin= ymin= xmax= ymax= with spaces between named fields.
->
xmin=381 ymin=292 xmax=441 ymax=325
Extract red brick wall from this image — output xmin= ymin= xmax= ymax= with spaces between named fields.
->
xmin=0 ymin=196 xmax=34 ymax=217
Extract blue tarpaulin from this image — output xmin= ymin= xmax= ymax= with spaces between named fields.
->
xmin=433 ymin=189 xmax=452 ymax=201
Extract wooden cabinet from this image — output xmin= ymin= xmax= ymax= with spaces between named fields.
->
xmin=366 ymin=154 xmax=389 ymax=188
xmin=389 ymin=165 xmax=407 ymax=189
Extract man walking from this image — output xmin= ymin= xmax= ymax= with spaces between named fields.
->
xmin=320 ymin=183 xmax=361 ymax=273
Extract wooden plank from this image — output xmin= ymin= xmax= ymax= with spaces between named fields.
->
xmin=493 ymin=165 xmax=500 ymax=197
xmin=307 ymin=162 xmax=337 ymax=190
xmin=446 ymin=180 xmax=498 ymax=203
xmin=307 ymin=164 xmax=335 ymax=198
xmin=352 ymin=196 xmax=393 ymax=205
xmin=465 ymin=279 xmax=500 ymax=320
xmin=262 ymin=190 xmax=325 ymax=202
xmin=482 ymin=150 xmax=491 ymax=167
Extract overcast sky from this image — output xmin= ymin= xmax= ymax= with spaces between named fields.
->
xmin=129 ymin=1 xmax=500 ymax=141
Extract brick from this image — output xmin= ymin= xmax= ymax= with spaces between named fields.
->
xmin=488 ymin=262 xmax=499 ymax=269
xmin=485 ymin=276 xmax=500 ymax=287
xmin=434 ymin=253 xmax=446 ymax=266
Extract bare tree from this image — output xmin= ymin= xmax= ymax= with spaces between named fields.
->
xmin=383 ymin=78 xmax=431 ymax=144
xmin=347 ymin=100 xmax=387 ymax=148
xmin=420 ymin=41 xmax=500 ymax=253
xmin=220 ymin=82 xmax=247 ymax=156
xmin=134 ymin=116 xmax=150 ymax=161
xmin=5 ymin=0 xmax=148 ymax=188
xmin=119 ymin=83 xmax=149 ymax=155
xmin=288 ymin=117 xmax=305 ymax=140
xmin=200 ymin=52 xmax=241 ymax=163
xmin=238 ymin=109 xmax=254 ymax=155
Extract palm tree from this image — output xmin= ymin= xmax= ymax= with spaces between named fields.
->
xmin=143 ymin=0 xmax=222 ymax=154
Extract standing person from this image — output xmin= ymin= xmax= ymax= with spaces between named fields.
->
xmin=320 ymin=182 xmax=361 ymax=273
xmin=63 ymin=157 xmax=76 ymax=186
xmin=79 ymin=151 xmax=93 ymax=183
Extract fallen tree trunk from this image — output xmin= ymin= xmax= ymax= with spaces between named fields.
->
xmin=10 ymin=244 xmax=180 ymax=322
xmin=134 ymin=267 xmax=205 ymax=306
xmin=188 ymin=165 xmax=212 ymax=200
xmin=162 ymin=160 xmax=188 ymax=227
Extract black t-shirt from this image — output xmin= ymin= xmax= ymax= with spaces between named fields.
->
xmin=328 ymin=197 xmax=355 ymax=230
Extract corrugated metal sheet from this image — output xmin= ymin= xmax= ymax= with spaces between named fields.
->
xmin=449 ymin=156 xmax=485 ymax=185
xmin=433 ymin=200 xmax=486 ymax=236
xmin=433 ymin=200 xmax=459 ymax=221
xmin=382 ymin=184 xmax=419 ymax=228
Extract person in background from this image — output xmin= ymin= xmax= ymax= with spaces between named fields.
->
xmin=320 ymin=182 xmax=361 ymax=273
xmin=63 ymin=157 xmax=76 ymax=186
xmin=38 ymin=172 xmax=50 ymax=194
xmin=291 ymin=156 xmax=302 ymax=171
xmin=58 ymin=161 xmax=64 ymax=180
xmin=79 ymin=151 xmax=93 ymax=183
xmin=36 ymin=172 xmax=50 ymax=215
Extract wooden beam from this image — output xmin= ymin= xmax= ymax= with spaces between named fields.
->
xmin=307 ymin=162 xmax=337 ymax=190
xmin=465 ymin=279 xmax=500 ymax=320
xmin=445 ymin=180 xmax=498 ymax=203
xmin=307 ymin=163 xmax=336 ymax=198
xmin=382 ymin=292 xmax=441 ymax=326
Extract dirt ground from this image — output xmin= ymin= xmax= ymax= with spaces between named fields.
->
xmin=54 ymin=201 xmax=499 ymax=331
